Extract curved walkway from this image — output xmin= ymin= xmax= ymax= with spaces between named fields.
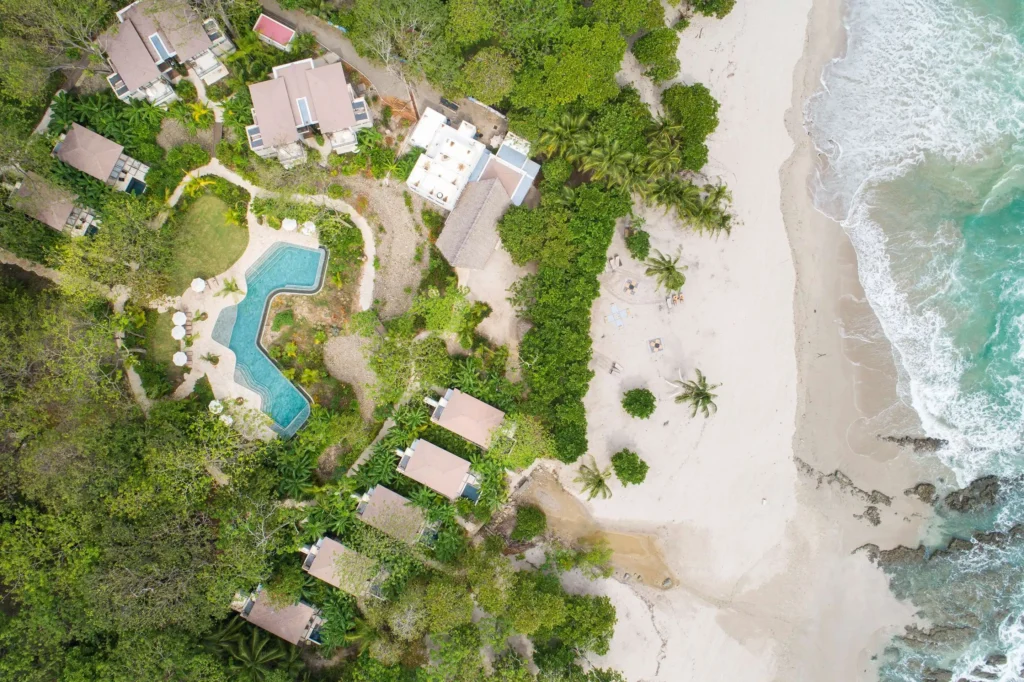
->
xmin=169 ymin=159 xmax=376 ymax=311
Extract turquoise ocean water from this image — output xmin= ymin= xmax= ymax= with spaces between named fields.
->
xmin=806 ymin=0 xmax=1024 ymax=679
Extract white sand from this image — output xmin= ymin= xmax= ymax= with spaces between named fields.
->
xmin=538 ymin=2 xmax=945 ymax=680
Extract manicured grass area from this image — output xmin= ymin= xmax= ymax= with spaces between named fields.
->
xmin=165 ymin=195 xmax=248 ymax=295
xmin=138 ymin=310 xmax=184 ymax=394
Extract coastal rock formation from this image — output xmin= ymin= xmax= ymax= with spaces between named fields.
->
xmin=854 ymin=505 xmax=881 ymax=526
xmin=882 ymin=435 xmax=947 ymax=452
xmin=904 ymin=482 xmax=937 ymax=504
xmin=944 ymin=475 xmax=1000 ymax=513
xmin=793 ymin=457 xmax=892 ymax=505
xmin=900 ymin=624 xmax=977 ymax=651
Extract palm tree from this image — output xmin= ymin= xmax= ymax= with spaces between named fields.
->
xmin=537 ymin=112 xmax=590 ymax=158
xmin=216 ymin=278 xmax=244 ymax=299
xmin=224 ymin=626 xmax=286 ymax=682
xmin=575 ymin=456 xmax=612 ymax=501
xmin=580 ymin=136 xmax=634 ymax=185
xmin=393 ymin=403 xmax=428 ymax=433
xmin=189 ymin=101 xmax=215 ymax=130
xmin=644 ymin=138 xmax=684 ymax=178
xmin=668 ymin=369 xmax=721 ymax=418
xmin=344 ymin=617 xmax=380 ymax=655
xmin=645 ymin=249 xmax=688 ymax=292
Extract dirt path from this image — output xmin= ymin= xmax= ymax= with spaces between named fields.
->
xmin=322 ymin=334 xmax=376 ymax=420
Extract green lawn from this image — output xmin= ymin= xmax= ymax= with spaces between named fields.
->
xmin=165 ymin=195 xmax=248 ymax=295
xmin=141 ymin=310 xmax=184 ymax=390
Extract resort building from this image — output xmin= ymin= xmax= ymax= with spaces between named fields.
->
xmin=6 ymin=172 xmax=98 ymax=237
xmin=300 ymin=538 xmax=386 ymax=598
xmin=396 ymin=439 xmax=481 ymax=502
xmin=425 ymin=389 xmax=506 ymax=449
xmin=355 ymin=486 xmax=427 ymax=545
xmin=246 ymin=58 xmax=372 ymax=168
xmin=53 ymin=124 xmax=150 ymax=194
xmin=100 ymin=0 xmax=234 ymax=106
xmin=231 ymin=588 xmax=324 ymax=645
xmin=408 ymin=108 xmax=540 ymax=269
xmin=252 ymin=13 xmax=297 ymax=51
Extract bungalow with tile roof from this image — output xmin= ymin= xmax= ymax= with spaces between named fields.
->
xmin=425 ymin=389 xmax=506 ymax=449
xmin=53 ymin=124 xmax=150 ymax=194
xmin=231 ymin=587 xmax=324 ymax=645
xmin=246 ymin=58 xmax=372 ymax=168
xmin=354 ymin=486 xmax=427 ymax=545
xmin=396 ymin=439 xmax=481 ymax=502
xmin=300 ymin=537 xmax=386 ymax=598
xmin=252 ymin=13 xmax=297 ymax=51
xmin=6 ymin=172 xmax=99 ymax=237
xmin=99 ymin=0 xmax=235 ymax=106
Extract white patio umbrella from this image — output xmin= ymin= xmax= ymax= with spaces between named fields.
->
xmin=191 ymin=278 xmax=207 ymax=293
xmin=282 ymin=218 xmax=298 ymax=232
xmin=171 ymin=325 xmax=186 ymax=340
xmin=172 ymin=351 xmax=188 ymax=366
xmin=208 ymin=400 xmax=224 ymax=415
xmin=172 ymin=311 xmax=187 ymax=325
xmin=300 ymin=221 xmax=316 ymax=236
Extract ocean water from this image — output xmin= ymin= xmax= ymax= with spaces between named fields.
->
xmin=806 ymin=0 xmax=1024 ymax=679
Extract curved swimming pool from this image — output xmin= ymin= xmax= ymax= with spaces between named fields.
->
xmin=212 ymin=243 xmax=326 ymax=437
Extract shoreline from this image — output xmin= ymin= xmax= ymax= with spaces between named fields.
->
xmin=539 ymin=0 xmax=952 ymax=680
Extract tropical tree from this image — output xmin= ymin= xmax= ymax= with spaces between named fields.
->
xmin=644 ymin=249 xmax=687 ymax=292
xmin=222 ymin=626 xmax=287 ymax=682
xmin=668 ymin=368 xmax=721 ymax=418
xmin=574 ymin=456 xmax=612 ymax=500
xmin=344 ymin=617 xmax=381 ymax=655
xmin=216 ymin=278 xmax=244 ymax=299
xmin=537 ymin=112 xmax=590 ymax=159
xmin=580 ymin=136 xmax=633 ymax=185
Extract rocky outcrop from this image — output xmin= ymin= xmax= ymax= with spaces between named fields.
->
xmin=900 ymin=624 xmax=977 ymax=651
xmin=904 ymin=482 xmax=938 ymax=504
xmin=944 ymin=476 xmax=1000 ymax=513
xmin=794 ymin=457 xmax=892 ymax=505
xmin=882 ymin=435 xmax=947 ymax=452
xmin=854 ymin=505 xmax=881 ymax=526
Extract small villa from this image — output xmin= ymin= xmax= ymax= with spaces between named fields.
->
xmin=231 ymin=587 xmax=323 ymax=645
xmin=300 ymin=537 xmax=385 ymax=598
xmin=252 ymin=13 xmax=297 ymax=51
xmin=355 ymin=486 xmax=427 ymax=545
xmin=408 ymin=108 xmax=540 ymax=269
xmin=53 ymin=123 xmax=149 ymax=194
xmin=99 ymin=0 xmax=235 ymax=106
xmin=396 ymin=439 xmax=481 ymax=502
xmin=246 ymin=58 xmax=372 ymax=168
xmin=6 ymin=172 xmax=98 ymax=237
xmin=425 ymin=388 xmax=506 ymax=449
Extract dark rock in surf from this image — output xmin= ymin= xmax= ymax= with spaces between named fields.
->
xmin=944 ymin=476 xmax=1000 ymax=513
xmin=904 ymin=482 xmax=937 ymax=504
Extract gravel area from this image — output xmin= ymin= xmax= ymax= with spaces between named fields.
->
xmin=323 ymin=334 xmax=377 ymax=420
xmin=157 ymin=118 xmax=216 ymax=154
xmin=339 ymin=175 xmax=430 ymax=319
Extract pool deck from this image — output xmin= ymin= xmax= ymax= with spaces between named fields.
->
xmin=153 ymin=160 xmax=376 ymax=439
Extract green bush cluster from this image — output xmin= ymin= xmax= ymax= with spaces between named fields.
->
xmin=271 ymin=309 xmax=294 ymax=331
xmin=611 ymin=448 xmax=649 ymax=485
xmin=625 ymin=228 xmax=651 ymax=261
xmin=511 ymin=505 xmax=547 ymax=541
xmin=632 ymin=27 xmax=681 ymax=83
xmin=692 ymin=0 xmax=736 ymax=18
xmin=621 ymin=387 xmax=656 ymax=419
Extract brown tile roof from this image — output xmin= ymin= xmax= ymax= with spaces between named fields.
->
xmin=480 ymin=156 xmax=523 ymax=198
xmin=307 ymin=63 xmax=357 ymax=133
xmin=304 ymin=539 xmax=377 ymax=596
xmin=249 ymin=79 xmax=297 ymax=147
xmin=358 ymin=486 xmax=425 ymax=544
xmin=433 ymin=389 xmax=505 ymax=448
xmin=56 ymin=124 xmax=123 ymax=182
xmin=401 ymin=440 xmax=471 ymax=500
xmin=242 ymin=589 xmax=319 ymax=644
xmin=249 ymin=60 xmax=359 ymax=149
xmin=435 ymin=178 xmax=510 ymax=269
xmin=99 ymin=22 xmax=161 ymax=92
xmin=8 ymin=172 xmax=76 ymax=231
xmin=124 ymin=0 xmax=213 ymax=63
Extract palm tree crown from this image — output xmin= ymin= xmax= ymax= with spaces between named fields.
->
xmin=668 ymin=369 xmax=721 ymax=418
xmin=574 ymin=456 xmax=612 ymax=500
xmin=645 ymin=249 xmax=688 ymax=292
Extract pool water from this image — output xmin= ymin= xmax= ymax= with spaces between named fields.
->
xmin=212 ymin=243 xmax=326 ymax=437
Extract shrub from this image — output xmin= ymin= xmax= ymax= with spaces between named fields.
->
xmin=611 ymin=449 xmax=648 ymax=485
xmin=692 ymin=0 xmax=736 ymax=19
xmin=394 ymin=148 xmax=423 ymax=181
xmin=625 ymin=229 xmax=651 ymax=261
xmin=621 ymin=388 xmax=656 ymax=419
xmin=421 ymin=208 xmax=444 ymax=241
xmin=661 ymin=83 xmax=720 ymax=171
xmin=462 ymin=47 xmax=516 ymax=105
xmin=174 ymin=79 xmax=198 ymax=103
xmin=540 ymin=158 xmax=573 ymax=190
xmin=674 ymin=17 xmax=691 ymax=31
xmin=327 ymin=184 xmax=350 ymax=199
xmin=272 ymin=310 xmax=294 ymax=331
xmin=511 ymin=505 xmax=547 ymax=542
xmin=632 ymin=28 xmax=680 ymax=83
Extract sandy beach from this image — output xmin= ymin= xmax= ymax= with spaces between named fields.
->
xmin=525 ymin=1 xmax=956 ymax=680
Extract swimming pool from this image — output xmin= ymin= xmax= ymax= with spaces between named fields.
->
xmin=212 ymin=243 xmax=326 ymax=437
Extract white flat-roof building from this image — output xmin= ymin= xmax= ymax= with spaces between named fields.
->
xmin=406 ymin=108 xmax=489 ymax=211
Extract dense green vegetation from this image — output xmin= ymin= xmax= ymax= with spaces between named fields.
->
xmin=611 ymin=449 xmax=649 ymax=485
xmin=511 ymin=505 xmax=548 ymax=542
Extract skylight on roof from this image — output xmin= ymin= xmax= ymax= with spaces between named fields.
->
xmin=297 ymin=97 xmax=313 ymax=126
xmin=149 ymin=33 xmax=173 ymax=62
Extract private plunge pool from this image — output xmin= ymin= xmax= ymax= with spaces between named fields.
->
xmin=212 ymin=243 xmax=327 ymax=437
